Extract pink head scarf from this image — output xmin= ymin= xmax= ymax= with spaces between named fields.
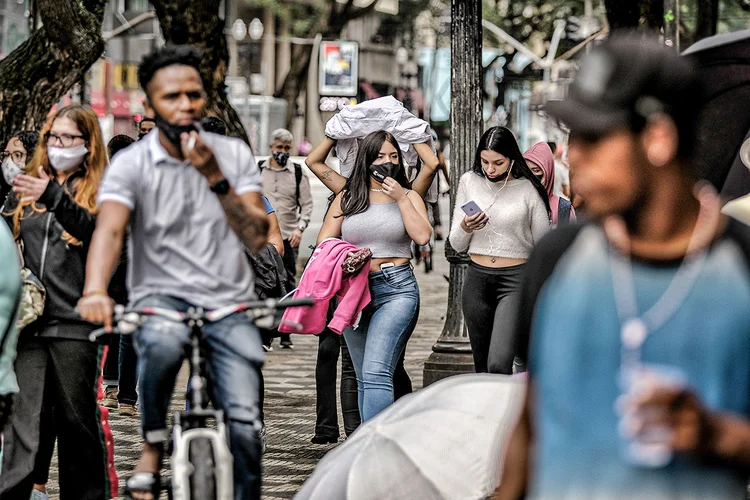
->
xmin=523 ymin=142 xmax=562 ymax=224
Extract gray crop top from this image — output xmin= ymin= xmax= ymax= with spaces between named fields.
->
xmin=341 ymin=202 xmax=413 ymax=258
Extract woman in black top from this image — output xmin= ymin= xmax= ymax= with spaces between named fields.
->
xmin=0 ymin=105 xmax=116 ymax=500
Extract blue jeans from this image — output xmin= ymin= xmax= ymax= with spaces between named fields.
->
xmin=132 ymin=295 xmax=265 ymax=500
xmin=344 ymin=265 xmax=420 ymax=421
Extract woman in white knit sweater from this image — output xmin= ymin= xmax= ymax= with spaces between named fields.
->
xmin=449 ymin=127 xmax=550 ymax=374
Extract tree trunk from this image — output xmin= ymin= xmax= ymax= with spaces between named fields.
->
xmin=696 ymin=0 xmax=719 ymax=39
xmin=275 ymin=0 xmax=378 ymax=129
xmin=150 ymin=0 xmax=248 ymax=143
xmin=0 ymin=0 xmax=107 ymax=141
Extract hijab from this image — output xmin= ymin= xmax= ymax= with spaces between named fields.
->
xmin=523 ymin=142 xmax=574 ymax=225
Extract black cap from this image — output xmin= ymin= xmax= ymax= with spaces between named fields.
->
xmin=545 ymin=33 xmax=701 ymax=137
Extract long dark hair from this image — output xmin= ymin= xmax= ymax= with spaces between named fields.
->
xmin=472 ymin=126 xmax=551 ymax=216
xmin=339 ymin=130 xmax=410 ymax=217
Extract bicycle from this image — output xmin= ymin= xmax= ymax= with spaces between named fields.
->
xmin=89 ymin=297 xmax=313 ymax=500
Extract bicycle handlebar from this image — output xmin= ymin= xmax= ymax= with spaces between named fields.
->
xmin=88 ymin=297 xmax=314 ymax=342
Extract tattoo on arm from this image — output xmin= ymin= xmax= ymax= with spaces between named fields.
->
xmin=321 ymin=169 xmax=335 ymax=182
xmin=217 ymin=193 xmax=269 ymax=252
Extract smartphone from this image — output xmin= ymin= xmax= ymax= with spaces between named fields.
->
xmin=461 ymin=200 xmax=482 ymax=217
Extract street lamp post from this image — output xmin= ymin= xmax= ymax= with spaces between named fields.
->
xmin=247 ymin=18 xmax=270 ymax=155
xmin=422 ymin=0 xmax=483 ymax=386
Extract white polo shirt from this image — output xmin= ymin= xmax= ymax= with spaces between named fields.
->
xmin=99 ymin=129 xmax=262 ymax=309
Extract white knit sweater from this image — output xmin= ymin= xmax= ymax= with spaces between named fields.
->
xmin=448 ymin=171 xmax=550 ymax=259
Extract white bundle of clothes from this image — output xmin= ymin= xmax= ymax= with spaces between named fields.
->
xmin=325 ymin=96 xmax=439 ymax=203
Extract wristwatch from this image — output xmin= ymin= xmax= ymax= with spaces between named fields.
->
xmin=298 ymin=221 xmax=308 ymax=232
xmin=209 ymin=178 xmax=231 ymax=195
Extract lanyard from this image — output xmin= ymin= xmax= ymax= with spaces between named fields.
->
xmin=605 ymin=184 xmax=721 ymax=375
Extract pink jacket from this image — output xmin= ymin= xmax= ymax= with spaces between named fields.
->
xmin=279 ymin=239 xmax=371 ymax=335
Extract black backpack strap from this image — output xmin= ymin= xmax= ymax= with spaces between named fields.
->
xmin=258 ymin=159 xmax=266 ymax=169
xmin=558 ymin=197 xmax=572 ymax=225
xmin=294 ymin=163 xmax=303 ymax=212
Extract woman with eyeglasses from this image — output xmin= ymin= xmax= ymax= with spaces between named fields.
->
xmin=1 ymin=131 xmax=40 ymax=206
xmin=0 ymin=105 xmax=116 ymax=500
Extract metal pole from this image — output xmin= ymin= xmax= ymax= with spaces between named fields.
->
xmin=482 ymin=20 xmax=546 ymax=68
xmin=584 ymin=0 xmax=594 ymax=53
xmin=423 ymin=0 xmax=482 ymax=386
xmin=543 ymin=21 xmax=566 ymax=83
xmin=664 ymin=0 xmax=680 ymax=51
xmin=78 ymin=74 xmax=89 ymax=106
xmin=259 ymin=61 xmax=270 ymax=156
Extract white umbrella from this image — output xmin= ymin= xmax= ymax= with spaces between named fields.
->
xmin=294 ymin=374 xmax=526 ymax=500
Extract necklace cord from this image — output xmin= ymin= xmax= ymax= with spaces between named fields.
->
xmin=606 ymin=183 xmax=721 ymax=369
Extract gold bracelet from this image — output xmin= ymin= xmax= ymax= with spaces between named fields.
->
xmin=83 ymin=289 xmax=109 ymax=298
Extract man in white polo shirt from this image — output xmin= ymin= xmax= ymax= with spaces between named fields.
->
xmin=78 ymin=45 xmax=269 ymax=500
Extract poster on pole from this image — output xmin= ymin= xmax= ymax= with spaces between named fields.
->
xmin=319 ymin=41 xmax=359 ymax=97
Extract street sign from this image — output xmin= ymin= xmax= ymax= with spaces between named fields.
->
xmin=319 ymin=41 xmax=359 ymax=97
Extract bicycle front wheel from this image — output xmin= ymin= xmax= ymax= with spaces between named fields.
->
xmin=190 ymin=437 xmax=217 ymax=500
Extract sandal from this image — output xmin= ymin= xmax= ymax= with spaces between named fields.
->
xmin=125 ymin=472 xmax=160 ymax=499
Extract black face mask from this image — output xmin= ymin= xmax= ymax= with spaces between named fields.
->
xmin=272 ymin=151 xmax=290 ymax=167
xmin=154 ymin=113 xmax=197 ymax=148
xmin=485 ymin=161 xmax=513 ymax=183
xmin=369 ymin=162 xmax=399 ymax=183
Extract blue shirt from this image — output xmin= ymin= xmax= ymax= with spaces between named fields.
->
xmin=524 ymin=223 xmax=750 ymax=500
xmin=263 ymin=196 xmax=275 ymax=214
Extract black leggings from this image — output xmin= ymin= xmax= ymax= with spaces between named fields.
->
xmin=462 ymin=262 xmax=525 ymax=374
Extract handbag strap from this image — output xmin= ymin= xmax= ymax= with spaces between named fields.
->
xmin=16 ymin=239 xmax=25 ymax=269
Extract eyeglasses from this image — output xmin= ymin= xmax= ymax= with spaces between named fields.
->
xmin=0 ymin=151 xmax=26 ymax=163
xmin=46 ymin=133 xmax=85 ymax=148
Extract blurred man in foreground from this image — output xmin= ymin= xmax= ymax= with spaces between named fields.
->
xmin=495 ymin=34 xmax=750 ymax=500
xmin=0 ymin=221 xmax=21 ymax=438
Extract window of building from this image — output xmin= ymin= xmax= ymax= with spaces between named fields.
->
xmin=122 ymin=0 xmax=149 ymax=12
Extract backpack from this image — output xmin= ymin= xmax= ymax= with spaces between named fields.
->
xmin=258 ymin=160 xmax=303 ymax=212
xmin=15 ymin=240 xmax=45 ymax=333
xmin=558 ymin=197 xmax=572 ymax=226
xmin=247 ymin=243 xmax=294 ymax=338
xmin=246 ymin=244 xmax=289 ymax=300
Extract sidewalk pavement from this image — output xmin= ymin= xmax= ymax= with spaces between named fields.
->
xmin=43 ymin=243 xmax=450 ymax=499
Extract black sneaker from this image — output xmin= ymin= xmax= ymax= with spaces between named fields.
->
xmin=280 ymin=339 xmax=294 ymax=349
xmin=310 ymin=435 xmax=338 ymax=444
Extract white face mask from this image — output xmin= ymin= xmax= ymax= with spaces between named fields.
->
xmin=47 ymin=144 xmax=88 ymax=172
xmin=2 ymin=157 xmax=24 ymax=185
